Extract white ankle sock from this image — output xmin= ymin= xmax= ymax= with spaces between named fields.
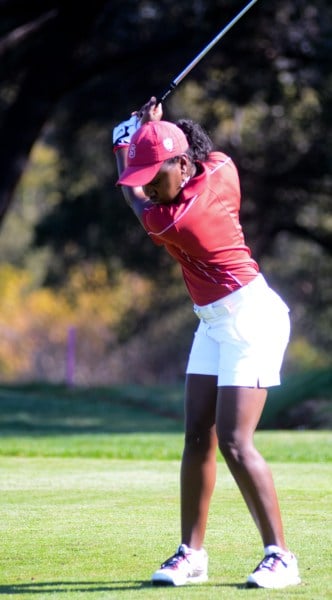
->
xmin=264 ymin=545 xmax=288 ymax=556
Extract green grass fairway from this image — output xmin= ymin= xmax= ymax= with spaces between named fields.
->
xmin=0 ymin=384 xmax=331 ymax=598
xmin=0 ymin=442 xmax=331 ymax=599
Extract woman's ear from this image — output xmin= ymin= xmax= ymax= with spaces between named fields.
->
xmin=179 ymin=154 xmax=190 ymax=174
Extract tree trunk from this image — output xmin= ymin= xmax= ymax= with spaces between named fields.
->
xmin=0 ymin=1 xmax=108 ymax=225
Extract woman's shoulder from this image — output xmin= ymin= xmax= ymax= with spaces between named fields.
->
xmin=204 ymin=151 xmax=236 ymax=172
xmin=208 ymin=150 xmax=232 ymax=163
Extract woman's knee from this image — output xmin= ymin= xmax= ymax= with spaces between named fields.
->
xmin=184 ymin=428 xmax=217 ymax=457
xmin=218 ymin=432 xmax=254 ymax=465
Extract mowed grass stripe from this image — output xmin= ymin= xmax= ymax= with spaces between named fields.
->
xmin=0 ymin=431 xmax=331 ymax=461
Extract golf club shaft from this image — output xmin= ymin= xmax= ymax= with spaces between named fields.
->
xmin=157 ymin=0 xmax=259 ymax=103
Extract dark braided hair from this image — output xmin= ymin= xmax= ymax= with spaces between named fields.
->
xmin=176 ymin=119 xmax=213 ymax=162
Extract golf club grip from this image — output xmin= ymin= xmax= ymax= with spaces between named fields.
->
xmin=156 ymin=82 xmax=177 ymax=105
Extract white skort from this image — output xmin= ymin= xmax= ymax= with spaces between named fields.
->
xmin=186 ymin=274 xmax=290 ymax=387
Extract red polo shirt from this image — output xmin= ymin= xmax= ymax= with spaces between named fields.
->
xmin=142 ymin=151 xmax=259 ymax=305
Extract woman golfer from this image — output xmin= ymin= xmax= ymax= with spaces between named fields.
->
xmin=113 ymin=98 xmax=301 ymax=589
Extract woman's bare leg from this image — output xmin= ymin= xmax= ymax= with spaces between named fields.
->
xmin=216 ymin=386 xmax=287 ymax=549
xmin=180 ymin=374 xmax=218 ymax=549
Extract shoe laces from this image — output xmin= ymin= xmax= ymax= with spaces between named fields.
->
xmin=161 ymin=546 xmax=190 ymax=569
xmin=256 ymin=552 xmax=287 ymax=573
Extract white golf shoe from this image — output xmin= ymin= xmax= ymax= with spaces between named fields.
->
xmin=247 ymin=549 xmax=301 ymax=589
xmin=151 ymin=543 xmax=208 ymax=586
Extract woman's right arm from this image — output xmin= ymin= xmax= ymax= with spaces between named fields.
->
xmin=114 ymin=97 xmax=162 ymax=225
xmin=114 ymin=146 xmax=150 ymax=225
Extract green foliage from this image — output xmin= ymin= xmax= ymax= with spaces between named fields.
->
xmin=0 ymin=141 xmax=60 ymax=279
xmin=259 ymin=369 xmax=332 ymax=428
xmin=0 ymin=0 xmax=331 ymax=382
xmin=0 ymin=263 xmax=155 ymax=382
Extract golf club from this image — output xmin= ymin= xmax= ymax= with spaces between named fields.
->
xmin=157 ymin=0 xmax=259 ymax=103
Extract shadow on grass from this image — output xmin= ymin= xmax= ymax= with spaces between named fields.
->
xmin=0 ymin=383 xmax=184 ymax=435
xmin=0 ymin=581 xmax=150 ymax=594
xmin=0 ymin=580 xmax=246 ymax=594
xmin=1 ymin=367 xmax=331 ymax=436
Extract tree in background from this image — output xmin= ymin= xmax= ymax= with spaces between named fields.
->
xmin=0 ymin=0 xmax=331 ymax=382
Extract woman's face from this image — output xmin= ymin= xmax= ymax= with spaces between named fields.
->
xmin=142 ymin=156 xmax=186 ymax=204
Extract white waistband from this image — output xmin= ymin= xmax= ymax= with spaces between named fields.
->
xmin=193 ymin=274 xmax=268 ymax=318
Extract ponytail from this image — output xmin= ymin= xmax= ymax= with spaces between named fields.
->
xmin=176 ymin=119 xmax=213 ymax=162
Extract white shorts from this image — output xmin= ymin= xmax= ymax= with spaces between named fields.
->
xmin=186 ymin=274 xmax=290 ymax=387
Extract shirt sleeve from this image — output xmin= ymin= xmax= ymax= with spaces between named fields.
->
xmin=142 ymin=205 xmax=174 ymax=246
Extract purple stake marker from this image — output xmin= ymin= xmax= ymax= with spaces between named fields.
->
xmin=66 ymin=326 xmax=76 ymax=386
